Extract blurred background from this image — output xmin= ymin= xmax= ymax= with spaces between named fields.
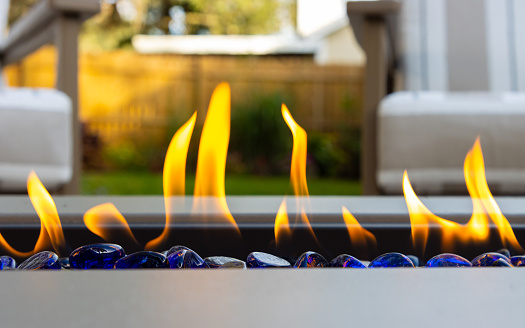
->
xmin=6 ymin=0 xmax=365 ymax=195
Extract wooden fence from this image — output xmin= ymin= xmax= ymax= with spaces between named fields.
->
xmin=5 ymin=46 xmax=364 ymax=146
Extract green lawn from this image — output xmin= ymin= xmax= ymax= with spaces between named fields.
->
xmin=82 ymin=171 xmax=361 ymax=195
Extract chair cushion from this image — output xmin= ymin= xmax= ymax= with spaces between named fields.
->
xmin=0 ymin=88 xmax=72 ymax=192
xmin=378 ymin=91 xmax=525 ymax=194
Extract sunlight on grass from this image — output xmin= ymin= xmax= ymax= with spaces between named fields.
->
xmin=82 ymin=171 xmax=361 ymax=196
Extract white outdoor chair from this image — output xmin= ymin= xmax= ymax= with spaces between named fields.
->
xmin=0 ymin=0 xmax=98 ymax=193
xmin=348 ymin=0 xmax=525 ymax=195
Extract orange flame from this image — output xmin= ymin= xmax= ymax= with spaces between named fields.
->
xmin=84 ymin=203 xmax=139 ymax=247
xmin=404 ymin=138 xmax=523 ymax=254
xmin=281 ymin=104 xmax=316 ymax=241
xmin=342 ymin=206 xmax=377 ymax=251
xmin=145 ymin=111 xmax=197 ymax=250
xmin=274 ymin=200 xmax=291 ymax=248
xmin=193 ymin=82 xmax=239 ymax=231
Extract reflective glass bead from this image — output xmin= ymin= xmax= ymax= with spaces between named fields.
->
xmin=329 ymin=254 xmax=366 ymax=268
xmin=246 ymin=252 xmax=290 ymax=268
xmin=69 ymin=243 xmax=125 ymax=269
xmin=166 ymin=245 xmax=191 ymax=256
xmin=59 ymin=257 xmax=71 ymax=269
xmin=114 ymin=251 xmax=166 ymax=269
xmin=425 ymin=253 xmax=472 ymax=267
xmin=18 ymin=251 xmax=61 ymax=270
xmin=369 ymin=252 xmax=415 ymax=268
xmin=492 ymin=258 xmax=513 ymax=267
xmin=407 ymin=255 xmax=420 ymax=267
xmin=511 ymin=256 xmax=525 ymax=267
xmin=204 ymin=256 xmax=244 ymax=268
xmin=294 ymin=251 xmax=328 ymax=268
xmin=0 ymin=256 xmax=16 ymax=269
xmin=472 ymin=252 xmax=510 ymax=267
xmin=219 ymin=261 xmax=246 ymax=269
xmin=167 ymin=249 xmax=208 ymax=269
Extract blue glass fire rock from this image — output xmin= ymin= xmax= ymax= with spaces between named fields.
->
xmin=167 ymin=249 xmax=208 ymax=269
xmin=18 ymin=251 xmax=61 ymax=270
xmin=425 ymin=253 xmax=472 ymax=267
xmin=407 ymin=255 xmax=420 ymax=267
xmin=496 ymin=248 xmax=511 ymax=259
xmin=294 ymin=251 xmax=328 ymax=268
xmin=369 ymin=252 xmax=415 ymax=268
xmin=114 ymin=251 xmax=167 ymax=269
xmin=246 ymin=252 xmax=291 ymax=268
xmin=472 ymin=252 xmax=511 ymax=267
xmin=59 ymin=257 xmax=71 ymax=269
xmin=166 ymin=245 xmax=191 ymax=256
xmin=511 ymin=256 xmax=525 ymax=267
xmin=70 ymin=243 xmax=125 ymax=269
xmin=492 ymin=258 xmax=513 ymax=267
xmin=219 ymin=261 xmax=246 ymax=269
xmin=0 ymin=256 xmax=16 ymax=269
xmin=205 ymin=256 xmax=244 ymax=268
xmin=329 ymin=254 xmax=366 ymax=268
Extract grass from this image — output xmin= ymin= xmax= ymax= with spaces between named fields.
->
xmin=82 ymin=171 xmax=361 ymax=196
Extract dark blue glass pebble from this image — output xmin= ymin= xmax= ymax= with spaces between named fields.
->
xmin=18 ymin=251 xmax=61 ymax=270
xmin=369 ymin=252 xmax=415 ymax=268
xmin=329 ymin=254 xmax=366 ymax=268
xmin=407 ymin=255 xmax=420 ymax=267
xmin=496 ymin=248 xmax=511 ymax=258
xmin=294 ymin=251 xmax=328 ymax=268
xmin=0 ymin=256 xmax=15 ymax=269
xmin=114 ymin=251 xmax=167 ymax=269
xmin=492 ymin=259 xmax=513 ymax=267
xmin=246 ymin=252 xmax=291 ymax=268
xmin=204 ymin=256 xmax=244 ymax=268
xmin=59 ymin=257 xmax=70 ymax=269
xmin=511 ymin=256 xmax=525 ymax=267
xmin=425 ymin=253 xmax=472 ymax=267
xmin=167 ymin=249 xmax=208 ymax=269
xmin=472 ymin=252 xmax=510 ymax=267
xmin=166 ymin=245 xmax=191 ymax=256
xmin=69 ymin=243 xmax=125 ymax=269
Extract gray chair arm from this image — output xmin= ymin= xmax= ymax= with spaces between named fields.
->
xmin=347 ymin=1 xmax=400 ymax=195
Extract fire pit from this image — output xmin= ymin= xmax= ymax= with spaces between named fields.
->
xmin=0 ymin=83 xmax=524 ymax=326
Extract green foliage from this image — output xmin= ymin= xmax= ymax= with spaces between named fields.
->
xmin=229 ymin=92 xmax=293 ymax=175
xmin=307 ymin=132 xmax=348 ymax=178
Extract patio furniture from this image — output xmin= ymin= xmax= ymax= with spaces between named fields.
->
xmin=347 ymin=0 xmax=525 ymax=195
xmin=0 ymin=0 xmax=99 ymax=193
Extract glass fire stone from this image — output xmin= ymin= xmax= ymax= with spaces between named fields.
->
xmin=329 ymin=254 xmax=366 ymax=268
xmin=219 ymin=261 xmax=247 ymax=269
xmin=114 ymin=251 xmax=167 ymax=269
xmin=205 ymin=256 xmax=244 ymax=268
xmin=407 ymin=255 xmax=420 ymax=267
xmin=166 ymin=245 xmax=192 ymax=256
xmin=492 ymin=258 xmax=513 ymax=267
xmin=167 ymin=249 xmax=208 ymax=269
xmin=0 ymin=256 xmax=15 ymax=269
xmin=496 ymin=248 xmax=511 ymax=258
xmin=246 ymin=252 xmax=291 ymax=268
xmin=425 ymin=253 xmax=472 ymax=267
xmin=294 ymin=251 xmax=328 ymax=268
xmin=472 ymin=252 xmax=510 ymax=267
xmin=18 ymin=251 xmax=61 ymax=270
xmin=511 ymin=256 xmax=525 ymax=267
xmin=369 ymin=252 xmax=415 ymax=268
xmin=69 ymin=243 xmax=125 ymax=269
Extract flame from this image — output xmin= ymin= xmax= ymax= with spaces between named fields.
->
xmin=145 ymin=111 xmax=197 ymax=250
xmin=27 ymin=171 xmax=66 ymax=255
xmin=342 ymin=206 xmax=377 ymax=251
xmin=84 ymin=203 xmax=139 ymax=247
xmin=404 ymin=138 xmax=523 ymax=254
xmin=193 ymin=82 xmax=239 ymax=231
xmin=274 ymin=200 xmax=291 ymax=247
xmin=281 ymin=104 xmax=316 ymax=240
